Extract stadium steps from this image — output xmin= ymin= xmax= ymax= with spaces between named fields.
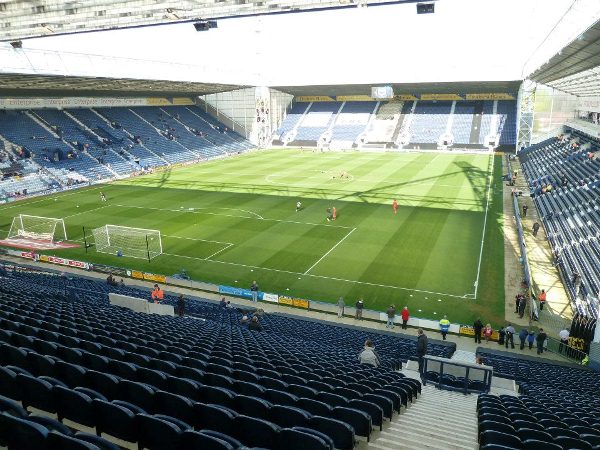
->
xmin=92 ymin=108 xmax=169 ymax=165
xmin=359 ymin=384 xmax=478 ymax=450
xmin=469 ymin=101 xmax=484 ymax=144
xmin=451 ymin=349 xmax=477 ymax=363
xmin=183 ymin=106 xmax=240 ymax=145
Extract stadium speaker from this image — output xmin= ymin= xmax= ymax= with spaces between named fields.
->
xmin=416 ymin=2 xmax=435 ymax=14
xmin=10 ymin=40 xmax=22 ymax=49
xmin=194 ymin=20 xmax=217 ymax=31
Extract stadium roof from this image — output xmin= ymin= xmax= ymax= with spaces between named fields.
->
xmin=0 ymin=0 xmax=417 ymax=41
xmin=0 ymin=73 xmax=243 ymax=97
xmin=527 ymin=19 xmax=600 ymax=96
xmin=275 ymin=81 xmax=522 ymax=97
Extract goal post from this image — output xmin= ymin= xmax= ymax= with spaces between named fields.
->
xmin=7 ymin=215 xmax=67 ymax=243
xmin=91 ymin=224 xmax=162 ymax=260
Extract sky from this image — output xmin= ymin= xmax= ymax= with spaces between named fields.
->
xmin=18 ymin=0 xmax=600 ymax=87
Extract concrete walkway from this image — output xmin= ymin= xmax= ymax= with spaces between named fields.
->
xmin=512 ymin=159 xmax=572 ymax=336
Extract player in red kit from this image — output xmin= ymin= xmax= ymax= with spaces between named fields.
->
xmin=332 ymin=206 xmax=337 ymax=220
xmin=392 ymin=199 xmax=398 ymax=214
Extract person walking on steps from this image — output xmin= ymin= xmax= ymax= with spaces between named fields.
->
xmin=522 ymin=204 xmax=528 ymax=217
xmin=532 ymin=222 xmax=540 ymax=237
xmin=538 ymin=289 xmax=547 ymax=310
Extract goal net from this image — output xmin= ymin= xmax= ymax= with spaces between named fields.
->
xmin=92 ymin=224 xmax=162 ymax=260
xmin=7 ymin=215 xmax=67 ymax=243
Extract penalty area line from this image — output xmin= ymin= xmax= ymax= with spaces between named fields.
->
xmin=303 ymin=227 xmax=356 ymax=275
xmin=473 ymin=154 xmax=495 ymax=299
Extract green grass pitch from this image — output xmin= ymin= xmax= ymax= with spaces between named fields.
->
xmin=0 ymin=149 xmax=505 ymax=325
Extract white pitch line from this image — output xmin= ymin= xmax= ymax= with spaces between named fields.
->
xmin=162 ymin=234 xmax=232 ymax=245
xmin=110 ymin=204 xmax=353 ymax=229
xmin=155 ymin=250 xmax=467 ymax=299
xmin=303 ymin=227 xmax=356 ymax=275
xmin=203 ymin=243 xmax=234 ymax=260
xmin=473 ymin=154 xmax=495 ymax=299
xmin=63 ymin=204 xmax=111 ymax=219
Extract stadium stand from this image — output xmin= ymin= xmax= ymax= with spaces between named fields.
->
xmin=291 ymin=102 xmax=340 ymax=145
xmin=519 ymin=132 xmax=600 ymax=318
xmin=0 ymin=106 xmax=253 ymax=200
xmin=274 ymin=100 xmax=518 ymax=150
xmin=328 ymin=102 xmax=377 ymax=148
xmin=0 ymin=264 xmax=462 ymax=449
xmin=477 ymin=348 xmax=600 ymax=450
xmin=408 ymin=101 xmax=453 ymax=146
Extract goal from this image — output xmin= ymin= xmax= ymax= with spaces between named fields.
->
xmin=91 ymin=225 xmax=162 ymax=260
xmin=7 ymin=215 xmax=67 ymax=243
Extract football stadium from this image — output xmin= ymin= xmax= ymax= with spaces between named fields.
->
xmin=0 ymin=0 xmax=599 ymax=449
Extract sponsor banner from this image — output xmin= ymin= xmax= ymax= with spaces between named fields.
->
xmin=393 ymin=94 xmax=419 ymax=101
xmin=460 ymin=325 xmax=499 ymax=341
xmin=93 ymin=264 xmax=129 ymax=277
xmin=38 ymin=254 xmax=89 ymax=269
xmin=0 ymin=97 xmax=194 ymax=110
xmin=279 ymin=296 xmax=310 ymax=309
xmin=465 ymin=93 xmax=516 ymax=100
xmin=296 ymin=96 xmax=335 ymax=102
xmin=130 ymin=270 xmax=166 ymax=283
xmin=218 ymin=285 xmax=257 ymax=299
xmin=336 ymin=95 xmax=375 ymax=102
xmin=262 ymin=293 xmax=279 ymax=303
xmin=0 ymin=97 xmax=148 ymax=109
xmin=420 ymin=94 xmax=464 ymax=101
xmin=5 ymin=249 xmax=36 ymax=259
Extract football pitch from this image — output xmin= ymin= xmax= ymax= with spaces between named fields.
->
xmin=0 ymin=149 xmax=505 ymax=325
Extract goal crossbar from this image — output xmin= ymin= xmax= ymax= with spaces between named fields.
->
xmin=8 ymin=214 xmax=67 ymax=243
xmin=92 ymin=224 xmax=163 ymax=260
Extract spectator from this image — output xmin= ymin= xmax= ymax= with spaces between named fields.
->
xmin=177 ymin=295 xmax=185 ymax=317
xmin=483 ymin=324 xmax=493 ymax=344
xmin=505 ymin=323 xmax=515 ymax=349
xmin=522 ymin=204 xmax=528 ymax=217
xmin=439 ymin=315 xmax=450 ymax=340
xmin=386 ymin=305 xmax=396 ymax=329
xmin=150 ymin=284 xmax=164 ymax=303
xmin=514 ymin=294 xmax=523 ymax=314
xmin=219 ymin=297 xmax=227 ymax=308
xmin=106 ymin=274 xmax=116 ymax=286
xmin=355 ymin=299 xmax=364 ymax=320
xmin=416 ymin=328 xmax=428 ymax=377
xmin=475 ymin=356 xmax=484 ymax=365
xmin=518 ymin=296 xmax=526 ymax=318
xmin=538 ymin=289 xmax=546 ymax=310
xmin=240 ymin=315 xmax=250 ymax=326
xmin=253 ymin=308 xmax=265 ymax=318
xmin=337 ymin=297 xmax=345 ymax=318
xmin=527 ymin=330 xmax=535 ymax=350
xmin=559 ymin=328 xmax=569 ymax=354
xmin=536 ymin=328 xmax=547 ymax=355
xmin=248 ymin=316 xmax=262 ymax=332
xmin=473 ymin=319 xmax=483 ymax=344
xmin=498 ymin=326 xmax=505 ymax=346
xmin=401 ymin=306 xmax=410 ymax=330
xmin=572 ymin=272 xmax=581 ymax=291
xmin=518 ymin=328 xmax=528 ymax=350
xmin=532 ymin=222 xmax=540 ymax=237
xmin=119 ymin=278 xmax=125 ymax=286
xmin=358 ymin=340 xmax=380 ymax=367
xmin=250 ymin=280 xmax=259 ymax=303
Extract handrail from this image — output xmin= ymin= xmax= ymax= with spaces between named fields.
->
xmin=422 ymin=355 xmax=493 ymax=394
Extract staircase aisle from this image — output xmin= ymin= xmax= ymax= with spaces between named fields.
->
xmin=359 ymin=375 xmax=478 ymax=450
